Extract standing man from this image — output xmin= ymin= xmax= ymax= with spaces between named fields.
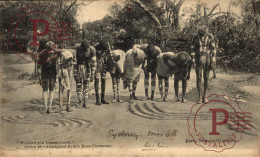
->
xmin=93 ymin=41 xmax=110 ymax=105
xmin=191 ymin=27 xmax=216 ymax=103
xmin=37 ymin=41 xmax=58 ymax=114
xmin=134 ymin=44 xmax=162 ymax=101
xmin=74 ymin=40 xmax=96 ymax=108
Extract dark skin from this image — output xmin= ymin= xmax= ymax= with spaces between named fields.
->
xmin=164 ymin=53 xmax=192 ymax=103
xmin=191 ymin=31 xmax=216 ymax=103
xmin=105 ymin=43 xmax=124 ymax=103
xmin=57 ymin=55 xmax=74 ymax=112
xmin=174 ymin=64 xmax=192 ymax=103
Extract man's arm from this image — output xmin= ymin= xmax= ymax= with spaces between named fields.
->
xmin=209 ymin=34 xmax=217 ymax=62
xmin=37 ymin=50 xmax=45 ymax=84
xmin=91 ymin=47 xmax=97 ymax=78
xmin=190 ymin=36 xmax=197 ymax=68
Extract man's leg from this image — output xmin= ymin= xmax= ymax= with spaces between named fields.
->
xmin=174 ymin=78 xmax=180 ymax=102
xmin=158 ymin=75 xmax=164 ymax=102
xmin=101 ymin=71 xmax=109 ymax=104
xmin=128 ymin=80 xmax=134 ymax=103
xmin=150 ymin=72 xmax=156 ymax=101
xmin=213 ymin=63 xmax=216 ymax=78
xmin=94 ymin=72 xmax=101 ymax=105
xmin=115 ymin=75 xmax=123 ymax=102
xmin=111 ymin=73 xmax=117 ymax=103
xmin=66 ymin=90 xmax=72 ymax=112
xmin=83 ymin=77 xmax=90 ymax=108
xmin=75 ymin=78 xmax=83 ymax=108
xmin=66 ymin=68 xmax=73 ymax=112
xmin=41 ymin=76 xmax=48 ymax=113
xmin=42 ymin=91 xmax=48 ymax=113
xmin=182 ymin=79 xmax=187 ymax=103
xmin=203 ymin=68 xmax=210 ymax=103
xmin=48 ymin=77 xmax=56 ymax=114
xmin=164 ymin=77 xmax=169 ymax=102
xmin=196 ymin=67 xmax=202 ymax=103
xmin=132 ymin=81 xmax=139 ymax=100
xmin=58 ymin=77 xmax=64 ymax=111
xmin=48 ymin=90 xmax=54 ymax=114
xmin=144 ymin=71 xmax=149 ymax=100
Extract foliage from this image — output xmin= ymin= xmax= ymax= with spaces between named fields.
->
xmin=0 ymin=0 xmax=80 ymax=51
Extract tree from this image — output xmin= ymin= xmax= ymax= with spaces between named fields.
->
xmin=165 ymin=0 xmax=185 ymax=29
xmin=131 ymin=0 xmax=162 ymax=44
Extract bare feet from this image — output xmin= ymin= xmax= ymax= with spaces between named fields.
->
xmin=41 ymin=106 xmax=48 ymax=114
xmin=174 ymin=97 xmax=180 ymax=102
xmin=101 ymin=99 xmax=110 ymax=104
xmin=55 ymin=105 xmax=64 ymax=113
xmin=129 ymin=99 xmax=134 ymax=103
xmin=47 ymin=107 xmax=54 ymax=114
xmin=83 ymin=104 xmax=89 ymax=109
xmin=197 ymin=99 xmax=202 ymax=104
xmin=182 ymin=98 xmax=188 ymax=103
xmin=133 ymin=96 xmax=139 ymax=100
xmin=143 ymin=96 xmax=149 ymax=101
xmin=66 ymin=105 xmax=73 ymax=112
xmin=111 ymin=98 xmax=117 ymax=103
xmin=117 ymin=98 xmax=124 ymax=103
xmin=203 ymin=98 xmax=209 ymax=103
xmin=95 ymin=101 xmax=101 ymax=105
xmin=157 ymin=97 xmax=164 ymax=102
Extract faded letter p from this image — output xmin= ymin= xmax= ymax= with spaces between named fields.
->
xmin=209 ymin=109 xmax=229 ymax=135
xmin=29 ymin=19 xmax=50 ymax=46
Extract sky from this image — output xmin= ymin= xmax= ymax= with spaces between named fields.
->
xmin=76 ymin=0 xmax=242 ymax=27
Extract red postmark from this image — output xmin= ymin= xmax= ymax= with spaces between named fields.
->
xmin=187 ymin=94 xmax=252 ymax=152
xmin=8 ymin=5 xmax=72 ymax=63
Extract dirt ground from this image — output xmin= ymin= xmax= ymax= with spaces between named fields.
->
xmin=0 ymin=54 xmax=260 ymax=156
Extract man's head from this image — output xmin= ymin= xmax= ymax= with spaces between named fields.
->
xmin=176 ymin=52 xmax=191 ymax=66
xmin=198 ymin=27 xmax=208 ymax=37
xmin=146 ymin=43 xmax=156 ymax=58
xmin=81 ymin=40 xmax=90 ymax=50
xmin=46 ymin=41 xmax=56 ymax=52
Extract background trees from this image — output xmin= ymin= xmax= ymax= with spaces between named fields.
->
xmin=0 ymin=0 xmax=259 ymax=73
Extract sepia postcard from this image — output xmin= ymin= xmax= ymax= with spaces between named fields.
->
xmin=0 ymin=0 xmax=260 ymax=156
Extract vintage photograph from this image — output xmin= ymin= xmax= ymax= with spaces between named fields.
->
xmin=0 ymin=0 xmax=260 ymax=156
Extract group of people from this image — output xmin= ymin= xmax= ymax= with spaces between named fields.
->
xmin=36 ymin=27 xmax=217 ymax=114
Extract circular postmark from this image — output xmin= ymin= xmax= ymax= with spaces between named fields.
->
xmin=187 ymin=94 xmax=252 ymax=152
xmin=8 ymin=5 xmax=72 ymax=63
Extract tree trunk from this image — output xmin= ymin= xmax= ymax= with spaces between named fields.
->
xmin=169 ymin=0 xmax=185 ymax=29
xmin=131 ymin=0 xmax=162 ymax=45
